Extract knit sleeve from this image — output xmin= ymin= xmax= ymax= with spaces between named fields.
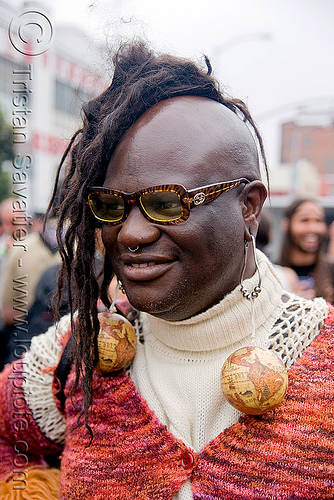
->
xmin=0 ymin=314 xmax=71 ymax=480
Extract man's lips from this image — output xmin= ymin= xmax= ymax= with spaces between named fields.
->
xmin=120 ymin=254 xmax=176 ymax=281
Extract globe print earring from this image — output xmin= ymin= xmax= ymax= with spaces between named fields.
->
xmin=220 ymin=236 xmax=288 ymax=414
xmin=96 ymin=281 xmax=137 ymax=373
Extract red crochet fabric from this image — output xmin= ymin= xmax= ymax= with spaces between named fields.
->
xmin=58 ymin=307 xmax=334 ymax=499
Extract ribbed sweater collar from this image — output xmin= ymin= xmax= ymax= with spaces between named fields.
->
xmin=143 ymin=252 xmax=283 ymax=352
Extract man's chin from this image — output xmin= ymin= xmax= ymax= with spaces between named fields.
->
xmin=124 ymin=287 xmax=186 ymax=321
xmin=125 ymin=290 xmax=173 ymax=318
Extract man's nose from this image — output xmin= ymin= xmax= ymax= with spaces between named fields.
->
xmin=117 ymin=205 xmax=160 ymax=248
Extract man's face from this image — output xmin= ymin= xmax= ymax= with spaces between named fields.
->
xmin=289 ymin=201 xmax=327 ymax=254
xmin=101 ymin=97 xmax=260 ymax=321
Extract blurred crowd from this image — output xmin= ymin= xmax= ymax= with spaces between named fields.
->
xmin=0 ymin=195 xmax=333 ymax=372
xmin=0 ymin=197 xmax=61 ymax=370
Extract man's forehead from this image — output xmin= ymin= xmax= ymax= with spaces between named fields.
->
xmin=110 ymin=96 xmax=259 ymax=181
xmin=127 ymin=96 xmax=252 ymax=142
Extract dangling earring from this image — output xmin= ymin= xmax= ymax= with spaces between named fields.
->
xmin=240 ymin=235 xmax=261 ymax=300
xmin=118 ymin=280 xmax=126 ymax=294
xmin=220 ymin=234 xmax=288 ymax=415
xmin=96 ymin=281 xmax=137 ymax=373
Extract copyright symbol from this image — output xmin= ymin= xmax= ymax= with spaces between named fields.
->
xmin=9 ymin=9 xmax=53 ymax=56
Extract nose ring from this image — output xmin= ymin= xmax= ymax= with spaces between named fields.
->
xmin=128 ymin=246 xmax=140 ymax=253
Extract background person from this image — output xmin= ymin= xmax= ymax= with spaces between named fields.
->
xmin=0 ymin=214 xmax=60 ymax=369
xmin=277 ymin=198 xmax=334 ymax=302
xmin=327 ymin=220 xmax=334 ymax=264
xmin=0 ymin=213 xmax=60 ymax=327
xmin=0 ymin=197 xmax=27 ymax=347
xmin=0 ymin=42 xmax=333 ymax=500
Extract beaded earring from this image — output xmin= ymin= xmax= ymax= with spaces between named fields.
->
xmin=96 ymin=281 xmax=137 ymax=373
xmin=220 ymin=235 xmax=288 ymax=415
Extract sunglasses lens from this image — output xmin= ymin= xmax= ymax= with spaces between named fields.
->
xmin=141 ymin=191 xmax=182 ymax=221
xmin=89 ymin=193 xmax=124 ymax=222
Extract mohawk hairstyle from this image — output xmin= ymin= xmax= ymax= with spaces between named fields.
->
xmin=47 ymin=40 xmax=269 ymax=434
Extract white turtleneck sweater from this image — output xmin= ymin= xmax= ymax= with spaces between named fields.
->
xmin=129 ymin=252 xmax=328 ymax=500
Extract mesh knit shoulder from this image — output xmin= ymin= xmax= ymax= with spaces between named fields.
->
xmin=22 ymin=313 xmax=71 ymax=444
xmin=268 ymin=292 xmax=328 ymax=369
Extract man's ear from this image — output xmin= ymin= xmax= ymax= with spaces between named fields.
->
xmin=241 ymin=181 xmax=267 ymax=239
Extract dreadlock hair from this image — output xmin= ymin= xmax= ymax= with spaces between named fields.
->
xmin=278 ymin=198 xmax=334 ymax=303
xmin=47 ymin=40 xmax=269 ymax=435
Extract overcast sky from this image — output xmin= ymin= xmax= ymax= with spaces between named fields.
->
xmin=14 ymin=0 xmax=334 ymax=169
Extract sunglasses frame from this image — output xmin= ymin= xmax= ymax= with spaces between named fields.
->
xmin=86 ymin=177 xmax=250 ymax=226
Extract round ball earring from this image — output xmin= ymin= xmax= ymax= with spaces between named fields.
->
xmin=220 ymin=346 xmax=288 ymax=415
xmin=96 ymin=310 xmax=137 ymax=373
xmin=220 ymin=235 xmax=288 ymax=415
xmin=96 ymin=282 xmax=137 ymax=373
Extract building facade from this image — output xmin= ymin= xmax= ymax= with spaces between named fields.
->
xmin=280 ymin=117 xmax=334 ymax=198
xmin=0 ymin=0 xmax=107 ymax=212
